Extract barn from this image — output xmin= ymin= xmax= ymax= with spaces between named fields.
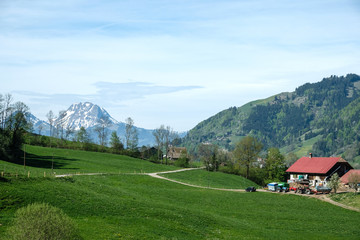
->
xmin=286 ymin=154 xmax=353 ymax=187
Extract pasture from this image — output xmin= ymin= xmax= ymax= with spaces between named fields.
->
xmin=0 ymin=146 xmax=359 ymax=239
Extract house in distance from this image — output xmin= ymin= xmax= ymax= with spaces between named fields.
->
xmin=286 ymin=153 xmax=353 ymax=187
xmin=167 ymin=146 xmax=187 ymax=161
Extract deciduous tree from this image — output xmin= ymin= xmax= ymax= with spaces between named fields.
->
xmin=46 ymin=110 xmax=55 ymax=137
xmin=110 ymin=131 xmax=123 ymax=152
xmin=153 ymin=125 xmax=166 ymax=162
xmin=198 ymin=143 xmax=219 ymax=171
xmin=233 ymin=136 xmax=263 ymax=179
xmin=0 ymin=95 xmax=31 ymax=159
xmin=94 ymin=116 xmax=112 ymax=146
xmin=125 ymin=117 xmax=138 ymax=150
xmin=328 ymin=173 xmax=340 ymax=194
xmin=265 ymin=148 xmax=286 ymax=182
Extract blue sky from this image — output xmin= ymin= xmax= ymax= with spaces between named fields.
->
xmin=1 ymin=0 xmax=360 ymax=131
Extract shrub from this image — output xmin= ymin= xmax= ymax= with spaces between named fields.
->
xmin=7 ymin=203 xmax=80 ymax=240
xmin=174 ymin=154 xmax=190 ymax=168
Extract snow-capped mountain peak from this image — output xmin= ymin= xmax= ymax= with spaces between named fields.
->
xmin=30 ymin=102 xmax=158 ymax=146
xmin=55 ymin=102 xmax=118 ymax=130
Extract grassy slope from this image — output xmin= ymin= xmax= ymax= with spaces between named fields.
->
xmin=1 ymin=146 xmax=359 ymax=239
xmin=161 ymin=169 xmax=260 ymax=189
xmin=280 ymin=135 xmax=323 ymax=157
xmin=0 ymin=145 xmax=178 ymax=177
xmin=1 ymin=175 xmax=359 ymax=239
xmin=330 ymin=193 xmax=360 ymax=209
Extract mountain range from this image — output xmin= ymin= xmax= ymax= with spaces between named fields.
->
xmin=181 ymin=74 xmax=360 ymax=168
xmin=30 ymin=102 xmax=156 ymax=147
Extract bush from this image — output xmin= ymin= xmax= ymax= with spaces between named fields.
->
xmin=7 ymin=203 xmax=80 ymax=240
xmin=174 ymin=155 xmax=190 ymax=168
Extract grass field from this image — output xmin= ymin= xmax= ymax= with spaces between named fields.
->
xmin=161 ymin=169 xmax=260 ymax=189
xmin=0 ymin=145 xmax=178 ymax=178
xmin=1 ymin=145 xmax=360 ymax=239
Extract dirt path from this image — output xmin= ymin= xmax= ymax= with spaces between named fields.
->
xmin=55 ymin=173 xmax=106 ymax=178
xmin=146 ymin=168 xmax=264 ymax=192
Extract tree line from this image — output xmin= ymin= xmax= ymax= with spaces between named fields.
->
xmin=196 ymin=136 xmax=289 ymax=186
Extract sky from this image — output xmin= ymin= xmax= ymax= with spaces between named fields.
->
xmin=1 ymin=0 xmax=360 ymax=132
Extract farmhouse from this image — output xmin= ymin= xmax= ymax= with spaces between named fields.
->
xmin=286 ymin=154 xmax=353 ymax=187
xmin=167 ymin=146 xmax=187 ymax=160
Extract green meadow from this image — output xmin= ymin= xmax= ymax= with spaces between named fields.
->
xmin=161 ymin=169 xmax=260 ymax=189
xmin=1 ymin=145 xmax=359 ymax=239
xmin=0 ymin=145 xmax=178 ymax=177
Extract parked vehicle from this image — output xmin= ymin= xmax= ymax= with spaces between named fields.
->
xmin=313 ymin=186 xmax=332 ymax=194
xmin=245 ymin=186 xmax=256 ymax=192
xmin=267 ymin=182 xmax=289 ymax=193
xmin=289 ymin=179 xmax=331 ymax=194
xmin=277 ymin=182 xmax=289 ymax=192
xmin=267 ymin=182 xmax=278 ymax=191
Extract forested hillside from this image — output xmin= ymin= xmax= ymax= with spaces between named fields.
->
xmin=182 ymin=74 xmax=360 ymax=167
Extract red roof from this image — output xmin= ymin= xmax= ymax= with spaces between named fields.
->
xmin=286 ymin=157 xmax=344 ymax=174
xmin=340 ymin=169 xmax=360 ymax=184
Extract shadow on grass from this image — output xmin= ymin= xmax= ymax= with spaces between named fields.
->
xmin=7 ymin=152 xmax=80 ymax=170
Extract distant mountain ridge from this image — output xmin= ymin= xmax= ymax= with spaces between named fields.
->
xmin=181 ymin=74 xmax=360 ymax=167
xmin=30 ymin=102 xmax=156 ymax=147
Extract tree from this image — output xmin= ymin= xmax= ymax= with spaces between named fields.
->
xmin=6 ymin=101 xmax=31 ymax=155
xmin=153 ymin=125 xmax=178 ymax=164
xmin=65 ymin=125 xmax=75 ymax=140
xmin=56 ymin=110 xmax=67 ymax=140
xmin=233 ymin=136 xmax=263 ymax=179
xmin=198 ymin=143 xmax=219 ymax=171
xmin=76 ymin=127 xmax=90 ymax=145
xmin=328 ymin=173 xmax=340 ymax=194
xmin=285 ymin=152 xmax=298 ymax=167
xmin=46 ymin=110 xmax=55 ymax=137
xmin=153 ymin=125 xmax=166 ymax=162
xmin=125 ymin=117 xmax=138 ymax=150
xmin=0 ymin=95 xmax=31 ymax=160
xmin=265 ymin=148 xmax=286 ymax=183
xmin=164 ymin=126 xmax=177 ymax=165
xmin=110 ymin=131 xmax=123 ymax=152
xmin=38 ymin=123 xmax=44 ymax=135
xmin=0 ymin=93 xmax=13 ymax=129
xmin=348 ymin=172 xmax=360 ymax=192
xmin=94 ymin=116 xmax=112 ymax=146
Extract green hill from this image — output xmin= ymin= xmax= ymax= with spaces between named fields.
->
xmin=182 ymin=74 xmax=360 ymax=167
xmin=1 ymin=146 xmax=359 ymax=239
xmin=0 ymin=145 xmax=178 ymax=177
